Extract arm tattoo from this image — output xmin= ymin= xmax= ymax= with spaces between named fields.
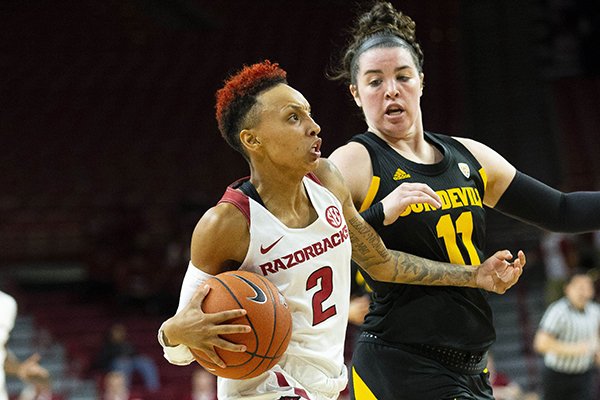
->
xmin=348 ymin=215 xmax=390 ymax=262
xmin=348 ymin=215 xmax=474 ymax=286
xmin=392 ymin=251 xmax=474 ymax=285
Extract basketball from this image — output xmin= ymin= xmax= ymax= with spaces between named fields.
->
xmin=190 ymin=270 xmax=292 ymax=379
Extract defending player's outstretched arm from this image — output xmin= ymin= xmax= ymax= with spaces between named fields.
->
xmin=316 ymin=159 xmax=525 ymax=294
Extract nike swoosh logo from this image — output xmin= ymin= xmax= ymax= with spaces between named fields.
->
xmin=235 ymin=275 xmax=267 ymax=304
xmin=260 ymin=236 xmax=283 ymax=254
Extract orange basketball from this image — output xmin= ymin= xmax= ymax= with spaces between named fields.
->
xmin=190 ymin=270 xmax=292 ymax=379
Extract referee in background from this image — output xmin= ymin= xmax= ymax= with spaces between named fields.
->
xmin=534 ymin=272 xmax=600 ymax=400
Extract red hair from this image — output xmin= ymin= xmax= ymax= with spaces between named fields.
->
xmin=215 ymin=61 xmax=287 ymax=151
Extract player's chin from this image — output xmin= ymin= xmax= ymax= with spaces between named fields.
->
xmin=304 ymin=156 xmax=320 ymax=171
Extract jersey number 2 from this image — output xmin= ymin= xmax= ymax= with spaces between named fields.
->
xmin=436 ymin=211 xmax=481 ymax=265
xmin=306 ymin=266 xmax=336 ymax=326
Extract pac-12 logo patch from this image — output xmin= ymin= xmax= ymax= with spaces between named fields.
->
xmin=325 ymin=206 xmax=343 ymax=228
xmin=458 ymin=163 xmax=470 ymax=179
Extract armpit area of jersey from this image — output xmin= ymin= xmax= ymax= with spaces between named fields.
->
xmin=359 ymin=201 xmax=384 ymax=230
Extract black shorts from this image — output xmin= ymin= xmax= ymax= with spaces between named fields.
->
xmin=351 ymin=333 xmax=493 ymax=400
xmin=542 ymin=367 xmax=595 ymax=400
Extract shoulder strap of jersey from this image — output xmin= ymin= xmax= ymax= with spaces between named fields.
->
xmin=306 ymin=172 xmax=321 ymax=185
xmin=218 ymin=187 xmax=250 ymax=224
xmin=349 ymin=132 xmax=383 ymax=177
xmin=427 ymin=132 xmax=487 ymax=190
xmin=218 ymin=174 xmax=323 ymax=224
xmin=217 ymin=177 xmax=262 ymax=224
xmin=427 ymin=132 xmax=482 ymax=170
xmin=349 ymin=132 xmax=386 ymax=211
xmin=237 ymin=180 xmax=265 ymax=207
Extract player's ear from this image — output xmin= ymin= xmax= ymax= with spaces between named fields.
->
xmin=240 ymin=129 xmax=261 ymax=152
xmin=420 ymin=72 xmax=425 ymax=96
xmin=349 ymin=84 xmax=361 ymax=108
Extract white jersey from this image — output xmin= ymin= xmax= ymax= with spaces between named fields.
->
xmin=0 ymin=291 xmax=18 ymax=400
xmin=217 ymin=175 xmax=352 ymax=399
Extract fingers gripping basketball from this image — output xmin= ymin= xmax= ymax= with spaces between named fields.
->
xmin=190 ymin=271 xmax=292 ymax=379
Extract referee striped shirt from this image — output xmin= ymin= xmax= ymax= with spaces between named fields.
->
xmin=539 ymin=297 xmax=600 ymax=373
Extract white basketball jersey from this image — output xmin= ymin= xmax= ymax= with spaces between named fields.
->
xmin=217 ymin=174 xmax=352 ymax=399
xmin=0 ymin=291 xmax=17 ymax=400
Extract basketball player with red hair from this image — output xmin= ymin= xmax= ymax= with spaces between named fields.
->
xmin=157 ymin=60 xmax=525 ymax=400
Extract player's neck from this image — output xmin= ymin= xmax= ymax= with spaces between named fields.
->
xmin=250 ymin=175 xmax=316 ymax=229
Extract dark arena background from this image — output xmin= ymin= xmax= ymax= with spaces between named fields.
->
xmin=1 ymin=1 xmax=599 ymax=399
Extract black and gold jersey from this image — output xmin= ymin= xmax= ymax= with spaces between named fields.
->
xmin=351 ymin=131 xmax=494 ymax=351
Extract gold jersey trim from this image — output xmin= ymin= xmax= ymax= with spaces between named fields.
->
xmin=359 ymin=176 xmax=380 ymax=212
xmin=479 ymin=167 xmax=487 ymax=191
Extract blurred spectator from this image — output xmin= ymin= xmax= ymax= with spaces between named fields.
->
xmin=18 ymin=378 xmax=61 ymax=400
xmin=539 ymin=232 xmax=577 ymax=305
xmin=534 ymin=272 xmax=600 ymax=400
xmin=487 ymin=352 xmax=538 ymax=400
xmin=1 ymin=290 xmax=50 ymax=400
xmin=180 ymin=368 xmax=217 ymax=400
xmin=102 ymin=371 xmax=144 ymax=400
xmin=92 ymin=323 xmax=160 ymax=392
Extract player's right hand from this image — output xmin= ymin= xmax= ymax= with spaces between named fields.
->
xmin=476 ymin=250 xmax=526 ymax=294
xmin=164 ymin=285 xmax=251 ymax=368
xmin=381 ymin=182 xmax=441 ymax=225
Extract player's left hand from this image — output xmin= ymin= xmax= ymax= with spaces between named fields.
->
xmin=476 ymin=250 xmax=526 ymax=294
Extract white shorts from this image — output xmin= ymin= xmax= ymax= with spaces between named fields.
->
xmin=217 ymin=354 xmax=348 ymax=400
